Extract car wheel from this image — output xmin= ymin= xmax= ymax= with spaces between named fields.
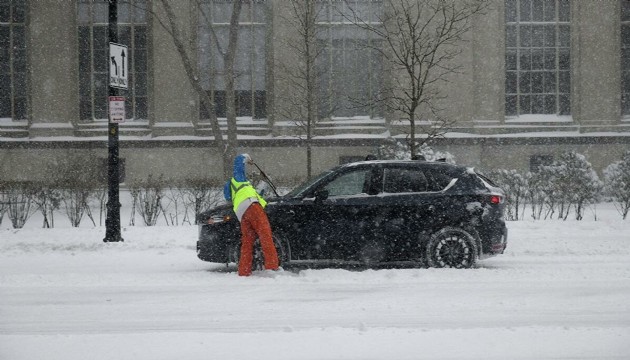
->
xmin=273 ymin=234 xmax=291 ymax=267
xmin=426 ymin=227 xmax=478 ymax=269
xmin=229 ymin=235 xmax=290 ymax=271
xmin=227 ymin=241 xmax=240 ymax=266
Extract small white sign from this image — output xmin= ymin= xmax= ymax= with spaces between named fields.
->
xmin=109 ymin=42 xmax=128 ymax=89
xmin=109 ymin=96 xmax=126 ymax=123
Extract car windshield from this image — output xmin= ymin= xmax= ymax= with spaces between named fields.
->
xmin=285 ymin=169 xmax=336 ymax=198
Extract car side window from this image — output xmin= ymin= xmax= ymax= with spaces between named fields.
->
xmin=425 ymin=170 xmax=454 ymax=192
xmin=383 ymin=168 xmax=428 ymax=193
xmin=323 ymin=169 xmax=371 ymax=197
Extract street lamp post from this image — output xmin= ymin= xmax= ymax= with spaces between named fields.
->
xmin=104 ymin=0 xmax=123 ymax=242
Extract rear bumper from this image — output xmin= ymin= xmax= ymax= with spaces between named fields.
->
xmin=479 ymin=221 xmax=508 ymax=258
xmin=490 ymin=234 xmax=507 ymax=254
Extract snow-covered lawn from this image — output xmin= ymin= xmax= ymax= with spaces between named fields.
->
xmin=1 ymin=209 xmax=629 ymax=359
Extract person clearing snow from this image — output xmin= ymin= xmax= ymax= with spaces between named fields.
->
xmin=223 ymin=154 xmax=279 ymax=276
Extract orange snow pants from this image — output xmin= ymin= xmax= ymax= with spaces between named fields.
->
xmin=238 ymin=203 xmax=279 ymax=276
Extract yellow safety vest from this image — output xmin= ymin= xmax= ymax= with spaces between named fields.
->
xmin=230 ymin=178 xmax=267 ymax=215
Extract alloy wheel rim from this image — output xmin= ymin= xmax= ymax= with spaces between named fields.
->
xmin=435 ymin=235 xmax=471 ymax=268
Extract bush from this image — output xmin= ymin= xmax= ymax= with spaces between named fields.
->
xmin=552 ymin=152 xmax=602 ymax=220
xmin=490 ymin=152 xmax=602 ymax=221
xmin=0 ymin=189 xmax=5 ymax=227
xmin=1 ymin=182 xmax=36 ymax=229
xmin=181 ymin=180 xmax=224 ymax=225
xmin=32 ymin=186 xmax=62 ymax=228
xmin=59 ymin=186 xmax=93 ymax=227
xmin=129 ymin=175 xmax=166 ymax=226
xmin=486 ymin=169 xmax=527 ymax=221
xmin=603 ymin=150 xmax=630 ymax=220
xmin=526 ymin=168 xmax=555 ymax=220
xmin=523 ymin=152 xmax=602 ymax=220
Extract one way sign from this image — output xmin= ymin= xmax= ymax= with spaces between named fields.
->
xmin=109 ymin=42 xmax=128 ymax=89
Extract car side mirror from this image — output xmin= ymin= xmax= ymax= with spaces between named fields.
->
xmin=314 ymin=189 xmax=329 ymax=202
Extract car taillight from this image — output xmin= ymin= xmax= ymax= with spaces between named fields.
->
xmin=490 ymin=195 xmax=503 ymax=205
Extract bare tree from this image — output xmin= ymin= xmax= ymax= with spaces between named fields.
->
xmin=153 ymin=0 xmax=244 ymax=177
xmin=275 ymin=0 xmax=322 ymax=179
xmin=221 ymin=0 xmax=242 ymax=166
xmin=346 ymin=0 xmax=489 ymax=158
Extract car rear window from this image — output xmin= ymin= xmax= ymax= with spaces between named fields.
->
xmin=424 ymin=170 xmax=454 ymax=191
xmin=382 ymin=166 xmax=461 ymax=193
xmin=476 ymin=172 xmax=499 ymax=187
xmin=383 ymin=168 xmax=428 ymax=193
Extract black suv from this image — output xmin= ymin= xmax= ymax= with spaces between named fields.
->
xmin=197 ymin=160 xmax=507 ymax=269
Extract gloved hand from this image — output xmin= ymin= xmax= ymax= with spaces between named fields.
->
xmin=243 ymin=153 xmax=254 ymax=165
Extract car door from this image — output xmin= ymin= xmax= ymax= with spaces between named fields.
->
xmin=285 ymin=165 xmax=378 ymax=262
xmin=374 ymin=165 xmax=437 ymax=261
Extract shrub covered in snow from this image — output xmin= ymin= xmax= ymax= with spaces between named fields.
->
xmin=603 ymin=151 xmax=630 ymax=220
xmin=490 ymin=152 xmax=604 ymax=221
xmin=526 ymin=167 xmax=556 ymax=220
xmin=486 ymin=169 xmax=528 ymax=221
xmin=527 ymin=152 xmax=603 ymax=220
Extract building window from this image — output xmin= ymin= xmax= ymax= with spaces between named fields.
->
xmin=622 ymin=0 xmax=630 ymax=116
xmin=199 ymin=0 xmax=267 ymax=120
xmin=0 ymin=0 xmax=27 ymax=121
xmin=315 ymin=0 xmax=383 ymax=119
xmin=505 ymin=0 xmax=571 ymax=117
xmin=78 ymin=0 xmax=147 ymax=121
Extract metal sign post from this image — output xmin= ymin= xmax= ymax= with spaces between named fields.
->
xmin=104 ymin=0 xmax=124 ymax=243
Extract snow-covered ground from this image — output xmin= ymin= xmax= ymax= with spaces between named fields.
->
xmin=1 ymin=206 xmax=629 ymax=360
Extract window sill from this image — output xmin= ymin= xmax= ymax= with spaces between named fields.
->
xmin=504 ymin=115 xmax=573 ymax=123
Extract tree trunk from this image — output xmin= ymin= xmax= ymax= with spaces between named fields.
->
xmin=224 ymin=1 xmax=243 ymax=168
xmin=157 ymin=0 xmax=229 ymax=177
xmin=409 ymin=114 xmax=416 ymax=158
xmin=305 ymin=1 xmax=316 ymax=179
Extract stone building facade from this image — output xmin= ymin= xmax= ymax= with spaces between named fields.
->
xmin=1 ymin=0 xmax=629 ymax=186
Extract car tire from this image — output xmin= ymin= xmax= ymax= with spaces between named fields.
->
xmin=273 ymin=234 xmax=291 ymax=267
xmin=229 ymin=235 xmax=290 ymax=271
xmin=227 ymin=241 xmax=240 ymax=267
xmin=426 ymin=227 xmax=478 ymax=269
